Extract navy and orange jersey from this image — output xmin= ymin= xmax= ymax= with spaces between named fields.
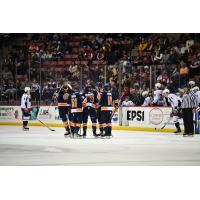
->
xmin=55 ymin=87 xmax=73 ymax=107
xmin=99 ymin=92 xmax=118 ymax=111
xmin=97 ymin=92 xmax=102 ymax=104
xmin=82 ymin=92 xmax=98 ymax=108
xmin=67 ymin=92 xmax=86 ymax=113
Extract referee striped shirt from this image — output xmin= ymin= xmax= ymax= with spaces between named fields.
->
xmin=181 ymin=91 xmax=197 ymax=108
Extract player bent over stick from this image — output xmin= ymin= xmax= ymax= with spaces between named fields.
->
xmin=21 ymin=87 xmax=31 ymax=131
xmin=53 ymin=81 xmax=73 ymax=137
xmin=99 ymin=84 xmax=119 ymax=138
xmin=162 ymin=89 xmax=183 ymax=134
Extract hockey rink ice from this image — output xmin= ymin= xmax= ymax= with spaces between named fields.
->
xmin=0 ymin=126 xmax=200 ymax=166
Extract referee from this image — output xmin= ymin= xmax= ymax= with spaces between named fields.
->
xmin=181 ymin=87 xmax=197 ymax=137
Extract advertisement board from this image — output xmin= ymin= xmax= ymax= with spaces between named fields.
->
xmin=121 ymin=107 xmax=183 ymax=129
xmin=0 ymin=106 xmax=183 ymax=130
xmin=0 ymin=106 xmax=22 ymax=121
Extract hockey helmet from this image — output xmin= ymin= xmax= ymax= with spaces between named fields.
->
xmin=85 ymin=84 xmax=92 ymax=92
xmin=142 ymin=91 xmax=149 ymax=98
xmin=63 ymin=81 xmax=72 ymax=90
xmin=104 ymin=83 xmax=111 ymax=92
xmin=192 ymin=86 xmax=199 ymax=93
xmin=188 ymin=80 xmax=195 ymax=87
xmin=162 ymin=89 xmax=170 ymax=97
xmin=155 ymin=83 xmax=162 ymax=89
xmin=24 ymin=87 xmax=30 ymax=93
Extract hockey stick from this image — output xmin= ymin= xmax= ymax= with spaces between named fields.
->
xmin=155 ymin=116 xmax=172 ymax=130
xmin=37 ymin=118 xmax=55 ymax=131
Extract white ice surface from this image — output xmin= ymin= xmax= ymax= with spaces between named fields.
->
xmin=0 ymin=126 xmax=200 ymax=166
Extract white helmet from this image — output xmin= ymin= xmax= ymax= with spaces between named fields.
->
xmin=189 ymin=81 xmax=195 ymax=87
xmin=162 ymin=89 xmax=170 ymax=97
xmin=192 ymin=86 xmax=199 ymax=93
xmin=24 ymin=87 xmax=30 ymax=93
xmin=142 ymin=91 xmax=149 ymax=97
xmin=155 ymin=83 xmax=162 ymax=89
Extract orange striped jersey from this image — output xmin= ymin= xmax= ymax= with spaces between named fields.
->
xmin=54 ymin=87 xmax=73 ymax=106
xmin=99 ymin=92 xmax=118 ymax=111
xmin=67 ymin=92 xmax=86 ymax=112
xmin=82 ymin=92 xmax=98 ymax=108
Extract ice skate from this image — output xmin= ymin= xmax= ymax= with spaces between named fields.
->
xmin=22 ymin=126 xmax=29 ymax=131
xmin=64 ymin=128 xmax=71 ymax=138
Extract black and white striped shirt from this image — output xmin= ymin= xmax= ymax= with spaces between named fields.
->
xmin=181 ymin=91 xmax=197 ymax=108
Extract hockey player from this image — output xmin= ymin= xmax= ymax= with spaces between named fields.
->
xmin=21 ymin=87 xmax=31 ymax=131
xmin=162 ymin=89 xmax=182 ymax=134
xmin=192 ymin=86 xmax=200 ymax=106
xmin=96 ymin=86 xmax=104 ymax=135
xmin=67 ymin=88 xmax=85 ymax=138
xmin=54 ymin=81 xmax=73 ymax=137
xmin=152 ymin=83 xmax=163 ymax=106
xmin=99 ymin=84 xmax=118 ymax=138
xmin=82 ymin=85 xmax=99 ymax=137
xmin=141 ymin=91 xmax=152 ymax=106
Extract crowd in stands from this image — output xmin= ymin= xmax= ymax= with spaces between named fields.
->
xmin=0 ymin=33 xmax=200 ymax=105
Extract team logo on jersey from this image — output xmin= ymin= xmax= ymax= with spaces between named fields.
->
xmin=149 ymin=108 xmax=163 ymax=125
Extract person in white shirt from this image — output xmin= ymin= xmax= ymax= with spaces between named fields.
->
xmin=121 ymin=96 xmax=134 ymax=107
xmin=152 ymin=83 xmax=163 ymax=106
xmin=21 ymin=87 xmax=31 ymax=131
xmin=142 ymin=91 xmax=152 ymax=106
xmin=163 ymin=89 xmax=182 ymax=134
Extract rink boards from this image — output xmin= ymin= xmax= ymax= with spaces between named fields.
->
xmin=0 ymin=105 xmax=183 ymax=132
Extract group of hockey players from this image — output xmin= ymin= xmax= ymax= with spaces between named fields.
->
xmin=21 ymin=81 xmax=119 ymax=139
xmin=53 ymin=82 xmax=119 ymax=138
xmin=141 ymin=80 xmax=200 ymax=135
xmin=21 ymin=79 xmax=200 ymax=137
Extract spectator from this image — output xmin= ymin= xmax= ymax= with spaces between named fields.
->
xmin=84 ymin=47 xmax=93 ymax=60
xmin=138 ymin=38 xmax=148 ymax=52
xmin=129 ymin=88 xmax=142 ymax=106
xmin=179 ymin=63 xmax=189 ymax=87
xmin=31 ymin=79 xmax=40 ymax=103
xmin=186 ymin=38 xmax=194 ymax=49
xmin=29 ymin=43 xmax=39 ymax=52
xmin=154 ymin=50 xmax=163 ymax=64
xmin=97 ymin=49 xmax=104 ymax=60
xmin=157 ymin=71 xmax=170 ymax=86
xmin=121 ymin=96 xmax=134 ymax=106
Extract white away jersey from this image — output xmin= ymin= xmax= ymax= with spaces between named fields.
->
xmin=153 ymin=89 xmax=163 ymax=105
xmin=21 ymin=93 xmax=31 ymax=109
xmin=195 ymin=91 xmax=200 ymax=105
xmin=142 ymin=96 xmax=152 ymax=106
xmin=121 ymin=100 xmax=134 ymax=107
xmin=167 ymin=93 xmax=182 ymax=108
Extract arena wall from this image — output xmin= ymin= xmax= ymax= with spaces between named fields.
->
xmin=0 ymin=106 xmax=181 ymax=132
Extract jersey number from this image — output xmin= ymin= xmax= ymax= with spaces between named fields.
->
xmin=89 ymin=96 xmax=94 ymax=103
xmin=108 ymin=96 xmax=112 ymax=106
xmin=72 ymin=98 xmax=77 ymax=108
